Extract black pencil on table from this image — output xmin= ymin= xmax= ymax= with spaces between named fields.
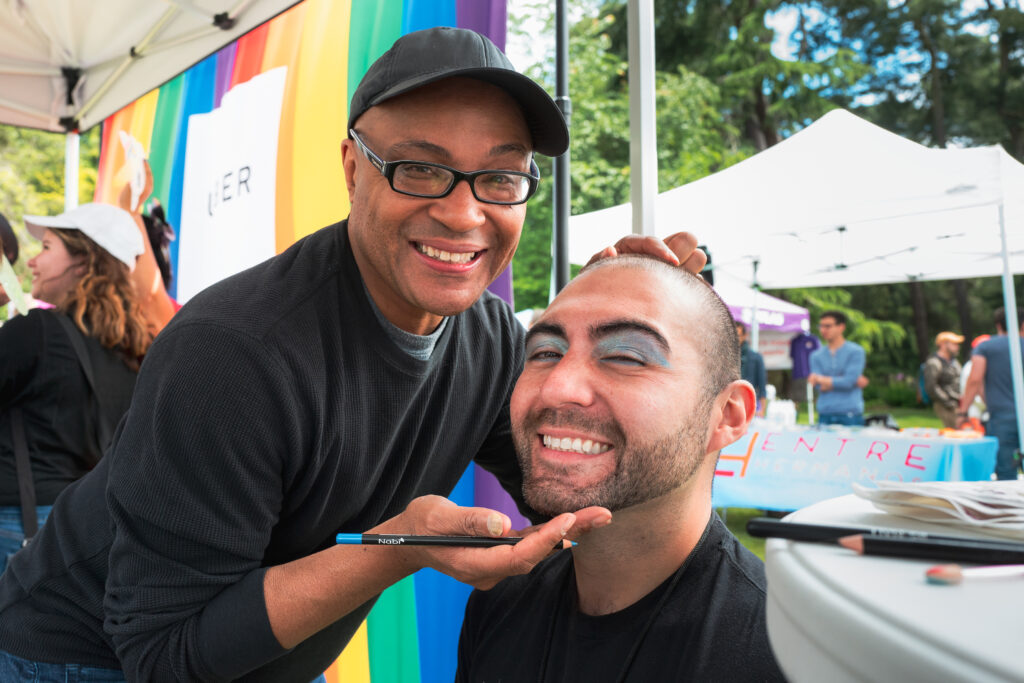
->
xmin=839 ymin=534 xmax=1024 ymax=564
xmin=746 ymin=517 xmax=1023 ymax=548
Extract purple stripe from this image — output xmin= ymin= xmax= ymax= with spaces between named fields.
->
xmin=457 ymin=0 xmax=506 ymax=49
xmin=474 ymin=466 xmax=530 ymax=530
xmin=212 ymin=42 xmax=237 ymax=109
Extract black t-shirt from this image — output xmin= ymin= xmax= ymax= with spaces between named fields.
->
xmin=458 ymin=515 xmax=785 ymax=682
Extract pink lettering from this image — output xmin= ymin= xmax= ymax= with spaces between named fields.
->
xmin=761 ymin=433 xmax=779 ymax=452
xmin=866 ymin=441 xmax=890 ymax=461
xmin=835 ymin=438 xmax=852 ymax=457
xmin=904 ymin=443 xmax=930 ymax=471
xmin=795 ymin=436 xmax=820 ymax=454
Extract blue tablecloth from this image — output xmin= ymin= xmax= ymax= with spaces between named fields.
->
xmin=711 ymin=421 xmax=999 ymax=511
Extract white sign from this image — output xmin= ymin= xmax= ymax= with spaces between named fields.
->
xmin=177 ymin=67 xmax=287 ymax=302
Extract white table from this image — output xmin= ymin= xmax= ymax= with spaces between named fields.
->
xmin=765 ymin=495 xmax=1023 ymax=683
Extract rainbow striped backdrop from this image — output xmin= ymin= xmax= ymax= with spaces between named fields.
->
xmin=91 ymin=1 xmax=532 ymax=680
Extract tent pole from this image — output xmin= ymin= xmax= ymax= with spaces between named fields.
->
xmin=627 ymin=0 xmax=657 ymax=236
xmin=551 ymin=0 xmax=571 ymax=298
xmin=751 ymin=259 xmax=761 ymax=351
xmin=64 ymin=131 xmax=79 ymax=210
xmin=996 ymin=202 xmax=1024 ymax=455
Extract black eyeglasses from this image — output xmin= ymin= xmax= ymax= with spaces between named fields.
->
xmin=349 ymin=129 xmax=540 ymax=206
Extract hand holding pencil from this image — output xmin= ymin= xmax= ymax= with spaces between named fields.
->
xmin=357 ymin=494 xmax=612 ymax=590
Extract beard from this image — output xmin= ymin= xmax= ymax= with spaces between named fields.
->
xmin=513 ymin=402 xmax=712 ymax=516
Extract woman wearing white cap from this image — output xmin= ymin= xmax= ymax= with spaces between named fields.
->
xmin=0 ymin=203 xmax=152 ymax=570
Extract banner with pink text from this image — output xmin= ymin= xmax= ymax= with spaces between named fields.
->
xmin=711 ymin=422 xmax=998 ymax=511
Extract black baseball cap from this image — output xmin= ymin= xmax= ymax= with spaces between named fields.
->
xmin=348 ymin=27 xmax=568 ymax=157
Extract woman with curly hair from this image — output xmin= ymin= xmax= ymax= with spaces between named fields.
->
xmin=0 ymin=203 xmax=151 ymax=570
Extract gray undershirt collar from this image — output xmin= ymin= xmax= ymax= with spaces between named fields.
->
xmin=362 ymin=280 xmax=448 ymax=361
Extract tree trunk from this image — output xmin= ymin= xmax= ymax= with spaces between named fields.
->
xmin=916 ymin=20 xmax=946 ymax=146
xmin=910 ymin=280 xmax=930 ymax=364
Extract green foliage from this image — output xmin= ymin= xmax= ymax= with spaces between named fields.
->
xmin=862 ymin=377 xmax=921 ymax=409
xmin=510 ymin=3 xmax=744 ymax=310
xmin=769 ymin=274 xmax=1022 ymax=384
xmin=600 ymin=0 xmax=870 ymax=149
xmin=0 ymin=123 xmax=100 ymax=321
xmin=803 ymin=0 xmax=1024 ymax=159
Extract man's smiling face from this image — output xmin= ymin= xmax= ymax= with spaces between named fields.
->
xmin=343 ymin=77 xmax=532 ymax=334
xmin=510 ymin=263 xmax=717 ymax=515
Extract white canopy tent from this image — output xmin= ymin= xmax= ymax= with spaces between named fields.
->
xmin=0 ymin=0 xmax=299 ymax=207
xmin=0 ymin=1 xmax=300 ymax=134
xmin=570 ymin=108 xmax=1024 ymax=451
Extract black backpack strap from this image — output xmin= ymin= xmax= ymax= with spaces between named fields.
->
xmin=10 ymin=407 xmax=38 ymax=543
xmin=53 ymin=313 xmax=112 ymax=449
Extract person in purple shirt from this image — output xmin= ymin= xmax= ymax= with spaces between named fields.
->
xmin=960 ymin=306 xmax=1023 ymax=480
xmin=808 ymin=310 xmax=867 ymax=426
xmin=789 ymin=330 xmax=819 ymax=402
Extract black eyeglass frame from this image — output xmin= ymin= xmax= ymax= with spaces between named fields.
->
xmin=349 ymin=129 xmax=540 ymax=206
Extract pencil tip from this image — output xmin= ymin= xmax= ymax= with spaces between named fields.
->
xmin=838 ymin=534 xmax=864 ymax=553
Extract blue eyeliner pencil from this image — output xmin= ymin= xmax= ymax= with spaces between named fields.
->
xmin=336 ymin=533 xmax=523 ymax=547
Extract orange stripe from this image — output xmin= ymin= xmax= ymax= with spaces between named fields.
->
xmin=261 ymin=3 xmax=307 ymax=253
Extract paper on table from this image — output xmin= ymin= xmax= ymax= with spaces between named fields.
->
xmin=852 ymin=480 xmax=1024 ymax=541
xmin=0 ymin=254 xmax=29 ymax=315
xmin=118 ymin=131 xmax=146 ymax=212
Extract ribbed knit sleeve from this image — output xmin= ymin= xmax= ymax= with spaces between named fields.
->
xmin=103 ymin=322 xmax=303 ymax=681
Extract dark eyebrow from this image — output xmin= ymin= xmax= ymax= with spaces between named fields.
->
xmin=590 ymin=320 xmax=670 ymax=355
xmin=524 ymin=321 xmax=566 ymax=348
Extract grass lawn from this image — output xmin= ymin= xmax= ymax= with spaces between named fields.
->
xmin=722 ymin=401 xmax=945 ymax=560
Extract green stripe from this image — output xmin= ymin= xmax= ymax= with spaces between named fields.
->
xmin=367 ymin=574 xmax=421 ymax=682
xmin=346 ymin=0 xmax=404 ymax=109
xmin=147 ymin=74 xmax=185 ymax=210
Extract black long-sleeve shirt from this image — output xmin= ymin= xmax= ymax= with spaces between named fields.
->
xmin=0 ymin=221 xmax=526 ymax=682
xmin=0 ymin=308 xmax=136 ymax=505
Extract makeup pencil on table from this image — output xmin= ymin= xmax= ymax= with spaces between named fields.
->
xmin=336 ymin=533 xmax=523 ymax=547
xmin=839 ymin=534 xmax=1024 ymax=564
xmin=746 ymin=517 xmax=1018 ymax=547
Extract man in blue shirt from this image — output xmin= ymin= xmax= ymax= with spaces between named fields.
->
xmin=960 ymin=307 xmax=1023 ymax=480
xmin=808 ymin=310 xmax=867 ymax=426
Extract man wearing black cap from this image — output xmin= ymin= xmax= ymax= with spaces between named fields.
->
xmin=0 ymin=27 xmax=703 ymax=682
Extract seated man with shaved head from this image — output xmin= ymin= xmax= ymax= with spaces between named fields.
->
xmin=457 ymin=256 xmax=785 ymax=682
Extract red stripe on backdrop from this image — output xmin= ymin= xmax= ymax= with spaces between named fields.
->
xmin=231 ymin=20 xmax=269 ymax=87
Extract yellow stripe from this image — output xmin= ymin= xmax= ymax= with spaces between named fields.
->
xmin=127 ymin=89 xmax=160 ymax=153
xmin=290 ymin=0 xmax=351 ymax=240
xmin=324 ymin=618 xmax=371 ymax=682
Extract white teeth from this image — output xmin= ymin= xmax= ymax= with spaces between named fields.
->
xmin=418 ymin=244 xmax=477 ymax=264
xmin=542 ymin=434 xmax=611 ymax=455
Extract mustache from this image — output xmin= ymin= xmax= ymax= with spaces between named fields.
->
xmin=520 ymin=407 xmax=625 ymax=445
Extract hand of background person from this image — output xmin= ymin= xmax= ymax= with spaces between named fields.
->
xmin=807 ymin=373 xmax=834 ymax=392
xmin=856 ymin=375 xmax=869 ymax=389
xmin=0 ymin=284 xmax=8 ymax=308
xmin=585 ymin=231 xmax=708 ymax=275
xmin=384 ymin=495 xmax=611 ymax=590
xmin=118 ymin=158 xmax=154 ymax=214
